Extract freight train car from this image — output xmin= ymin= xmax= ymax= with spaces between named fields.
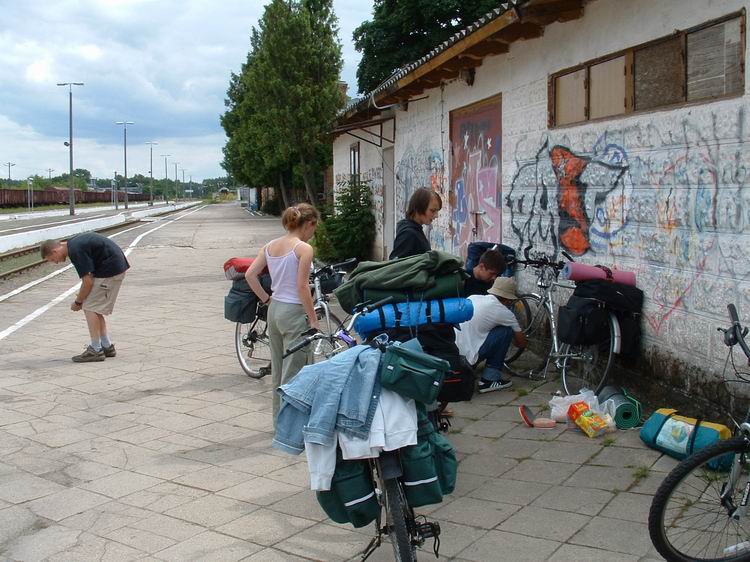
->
xmin=0 ymin=188 xmax=150 ymax=208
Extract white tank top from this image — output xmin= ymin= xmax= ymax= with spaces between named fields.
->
xmin=266 ymin=241 xmax=304 ymax=304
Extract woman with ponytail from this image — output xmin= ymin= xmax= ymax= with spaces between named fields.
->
xmin=245 ymin=204 xmax=320 ymax=422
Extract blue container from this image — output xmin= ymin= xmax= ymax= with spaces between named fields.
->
xmin=354 ymin=298 xmax=474 ymax=337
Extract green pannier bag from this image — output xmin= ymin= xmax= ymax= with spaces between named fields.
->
xmin=380 ymin=339 xmax=450 ymax=404
xmin=416 ymin=405 xmax=457 ymax=496
xmin=316 ymin=457 xmax=379 ymax=528
xmin=400 ymin=438 xmax=444 ymax=508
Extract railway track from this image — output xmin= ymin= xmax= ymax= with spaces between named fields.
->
xmin=0 ymin=207 xmax=186 ymax=280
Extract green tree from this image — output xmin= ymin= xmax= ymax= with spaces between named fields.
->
xmin=221 ymin=0 xmax=344 ymax=207
xmin=353 ymin=0 xmax=500 ymax=94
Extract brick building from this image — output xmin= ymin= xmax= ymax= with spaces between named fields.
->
xmin=332 ymin=0 xmax=749 ymax=403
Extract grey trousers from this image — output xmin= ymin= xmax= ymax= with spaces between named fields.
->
xmin=267 ymin=299 xmax=311 ymax=423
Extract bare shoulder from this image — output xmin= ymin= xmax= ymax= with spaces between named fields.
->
xmin=295 ymin=240 xmax=313 ymax=258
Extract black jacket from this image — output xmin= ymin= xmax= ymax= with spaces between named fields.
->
xmin=389 ymin=219 xmax=430 ymax=260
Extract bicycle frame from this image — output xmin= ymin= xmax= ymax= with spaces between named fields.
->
xmin=721 ymin=421 xmax=750 ymax=522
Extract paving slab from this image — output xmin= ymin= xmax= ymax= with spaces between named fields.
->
xmin=0 ymin=205 xmax=671 ymax=560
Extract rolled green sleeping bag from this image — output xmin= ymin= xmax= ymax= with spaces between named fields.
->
xmin=597 ymin=386 xmax=641 ymax=429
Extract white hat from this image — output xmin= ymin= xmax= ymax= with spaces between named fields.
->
xmin=487 ymin=277 xmax=518 ymax=300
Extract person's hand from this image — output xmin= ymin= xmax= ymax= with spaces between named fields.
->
xmin=309 ymin=319 xmax=321 ymax=332
xmin=71 ymin=301 xmax=82 ymax=312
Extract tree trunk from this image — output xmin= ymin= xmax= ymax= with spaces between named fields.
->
xmin=278 ymin=172 xmax=290 ymax=209
xmin=298 ymin=152 xmax=317 ymax=206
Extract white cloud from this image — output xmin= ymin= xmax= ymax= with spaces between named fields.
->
xmin=0 ymin=0 xmax=373 ymax=181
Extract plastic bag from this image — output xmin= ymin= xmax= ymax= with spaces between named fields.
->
xmin=549 ymin=389 xmax=599 ymax=423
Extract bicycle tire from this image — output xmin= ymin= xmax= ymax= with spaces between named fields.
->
xmin=235 ymin=316 xmax=272 ymax=378
xmin=504 ymin=294 xmax=552 ymax=378
xmin=560 ymin=311 xmax=616 ymax=395
xmin=384 ymin=477 xmax=416 ymax=562
xmin=648 ymin=436 xmax=750 ymax=562
xmin=504 ymin=296 xmax=532 ymax=365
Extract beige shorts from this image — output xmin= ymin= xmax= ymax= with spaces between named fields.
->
xmin=83 ymin=272 xmax=126 ymax=315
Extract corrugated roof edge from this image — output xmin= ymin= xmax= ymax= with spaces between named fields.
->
xmin=340 ymin=0 xmax=530 ymax=117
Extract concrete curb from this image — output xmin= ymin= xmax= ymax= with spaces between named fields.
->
xmin=0 ymin=201 xmax=165 ymax=222
xmin=0 ymin=202 xmax=199 ymax=253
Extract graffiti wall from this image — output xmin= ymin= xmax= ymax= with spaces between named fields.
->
xmin=505 ymin=98 xmax=750 ymax=360
xmin=450 ymin=94 xmax=503 ymax=258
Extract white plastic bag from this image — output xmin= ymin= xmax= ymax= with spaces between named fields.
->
xmin=549 ymin=389 xmax=599 ymax=423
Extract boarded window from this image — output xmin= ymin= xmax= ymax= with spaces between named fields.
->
xmin=555 ymin=69 xmax=586 ymax=125
xmin=687 ymin=17 xmax=743 ymax=100
xmin=634 ymin=37 xmax=684 ymax=111
xmin=590 ymin=56 xmax=627 ymax=119
xmin=350 ymin=143 xmax=360 ymax=181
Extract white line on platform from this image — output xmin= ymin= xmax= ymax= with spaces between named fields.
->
xmin=0 ymin=205 xmax=207 ymax=341
xmin=0 ymin=213 xmax=109 ymax=235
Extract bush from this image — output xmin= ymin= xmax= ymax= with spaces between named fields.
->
xmin=261 ymin=196 xmax=282 ymax=216
xmin=313 ymin=180 xmax=375 ymax=262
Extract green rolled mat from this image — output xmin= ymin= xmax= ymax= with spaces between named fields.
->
xmin=597 ymin=386 xmax=642 ymax=429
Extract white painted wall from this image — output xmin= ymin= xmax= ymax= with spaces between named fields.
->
xmin=332 ymin=0 xmax=750 ymax=380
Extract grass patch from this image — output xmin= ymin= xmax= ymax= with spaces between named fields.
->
xmin=632 ymin=465 xmax=651 ymax=483
xmin=602 ymin=437 xmax=616 ymax=447
xmin=538 ymin=403 xmax=549 ymax=412
xmin=516 ymin=388 xmax=529 ymax=398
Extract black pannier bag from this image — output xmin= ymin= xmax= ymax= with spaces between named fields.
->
xmin=557 ymin=295 xmax=609 ymax=346
xmin=223 ymin=274 xmax=272 ymax=324
xmin=573 ymin=280 xmax=644 ymax=357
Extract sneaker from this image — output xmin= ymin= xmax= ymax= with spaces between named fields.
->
xmin=72 ymin=345 xmax=105 ymax=363
xmin=478 ymin=378 xmax=513 ymax=393
xmin=102 ymin=344 xmax=116 ymax=358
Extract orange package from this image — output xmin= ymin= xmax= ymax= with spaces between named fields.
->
xmin=567 ymin=401 xmax=608 ymax=438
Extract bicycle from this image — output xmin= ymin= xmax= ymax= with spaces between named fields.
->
xmin=648 ymin=303 xmax=750 ymax=562
xmin=234 ymin=258 xmax=356 ymax=378
xmin=503 ymin=248 xmax=620 ymax=395
xmin=283 ymin=297 xmax=442 ymax=562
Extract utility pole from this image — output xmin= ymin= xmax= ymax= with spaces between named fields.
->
xmin=115 ymin=121 xmax=133 ymax=209
xmin=47 ymin=168 xmax=54 ymax=179
xmin=145 ymin=141 xmax=158 ymax=206
xmin=5 ymin=162 xmax=15 ymax=181
xmin=113 ymin=170 xmax=119 ymax=210
xmin=57 ymin=82 xmax=84 ymax=215
xmin=174 ymin=162 xmax=179 ymax=199
xmin=161 ymin=154 xmax=170 ymax=204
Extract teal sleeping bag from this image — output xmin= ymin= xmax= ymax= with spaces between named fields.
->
xmin=354 ymin=298 xmax=473 ymax=337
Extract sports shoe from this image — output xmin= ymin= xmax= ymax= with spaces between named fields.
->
xmin=72 ymin=345 xmax=105 ymax=363
xmin=102 ymin=344 xmax=116 ymax=358
xmin=478 ymin=378 xmax=512 ymax=393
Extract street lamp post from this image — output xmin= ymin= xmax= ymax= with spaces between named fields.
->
xmin=161 ymin=154 xmax=170 ymax=204
xmin=174 ymin=162 xmax=180 ymax=199
xmin=47 ymin=168 xmax=54 ymax=179
xmin=57 ymin=82 xmax=84 ymax=215
xmin=115 ymin=121 xmax=134 ymax=209
xmin=27 ymin=177 xmax=33 ymax=210
xmin=4 ymin=162 xmax=15 ymax=182
xmin=112 ymin=171 xmax=118 ymax=209
xmin=145 ymin=141 xmax=158 ymax=206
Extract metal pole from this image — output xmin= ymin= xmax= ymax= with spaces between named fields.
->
xmin=123 ymin=125 xmax=128 ymax=209
xmin=47 ymin=168 xmax=54 ymax=179
xmin=149 ymin=144 xmax=153 ymax=206
xmin=161 ymin=154 xmax=170 ymax=204
xmin=5 ymin=162 xmax=14 ymax=181
xmin=27 ymin=177 xmax=32 ymax=210
xmin=68 ymin=87 xmax=74 ymax=215
xmin=174 ymin=162 xmax=179 ymax=199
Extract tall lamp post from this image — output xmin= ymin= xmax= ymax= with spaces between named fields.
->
xmin=57 ymin=82 xmax=84 ymax=215
xmin=161 ymin=154 xmax=171 ymax=204
xmin=174 ymin=162 xmax=180 ymax=200
xmin=115 ymin=121 xmax=134 ymax=209
xmin=145 ymin=141 xmax=158 ymax=206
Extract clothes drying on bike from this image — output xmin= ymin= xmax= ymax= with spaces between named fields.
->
xmin=455 ymin=277 xmax=527 ymax=393
xmin=389 ymin=188 xmax=442 ymax=260
xmin=245 ymin=204 xmax=320 ymax=422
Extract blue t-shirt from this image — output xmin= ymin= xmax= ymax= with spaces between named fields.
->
xmin=67 ymin=233 xmax=130 ymax=278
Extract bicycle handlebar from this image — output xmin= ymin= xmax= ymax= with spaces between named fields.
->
xmin=312 ymin=257 xmax=357 ymax=279
xmin=727 ymin=304 xmax=750 ymax=361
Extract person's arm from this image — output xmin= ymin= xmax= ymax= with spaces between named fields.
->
xmin=493 ymin=300 xmax=527 ymax=348
xmin=72 ymin=274 xmax=94 ymax=311
xmin=245 ymin=248 xmax=270 ymax=304
xmin=295 ymin=242 xmax=319 ymax=330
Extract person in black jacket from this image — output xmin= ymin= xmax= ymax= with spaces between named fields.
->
xmin=389 ymin=188 xmax=442 ymax=260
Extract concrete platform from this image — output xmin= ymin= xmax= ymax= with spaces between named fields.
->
xmin=0 ymin=203 xmax=668 ymax=561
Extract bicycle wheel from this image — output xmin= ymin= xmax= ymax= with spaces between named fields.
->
xmin=384 ymin=477 xmax=416 ymax=562
xmin=235 ymin=315 xmax=272 ymax=378
xmin=504 ymin=294 xmax=552 ymax=378
xmin=311 ymin=310 xmax=347 ymax=362
xmin=649 ymin=436 xmax=750 ymax=562
xmin=560 ymin=312 xmax=615 ymax=395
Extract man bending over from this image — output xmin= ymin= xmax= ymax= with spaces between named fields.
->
xmin=41 ymin=233 xmax=129 ymax=362
xmin=455 ymin=277 xmax=527 ymax=393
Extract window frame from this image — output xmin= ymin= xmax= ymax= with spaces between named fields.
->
xmin=349 ymin=141 xmax=360 ymax=184
xmin=548 ymin=10 xmax=746 ymax=129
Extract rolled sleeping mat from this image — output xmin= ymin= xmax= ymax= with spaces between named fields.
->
xmin=354 ymin=298 xmax=473 ymax=338
xmin=561 ymin=262 xmax=637 ymax=286
xmin=597 ymin=386 xmax=642 ymax=430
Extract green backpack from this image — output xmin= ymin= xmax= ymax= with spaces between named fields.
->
xmin=380 ymin=339 xmax=450 ymax=404
xmin=316 ymin=454 xmax=380 ymax=528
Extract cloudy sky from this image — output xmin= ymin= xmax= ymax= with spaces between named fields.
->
xmin=0 ymin=0 xmax=372 ymax=183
